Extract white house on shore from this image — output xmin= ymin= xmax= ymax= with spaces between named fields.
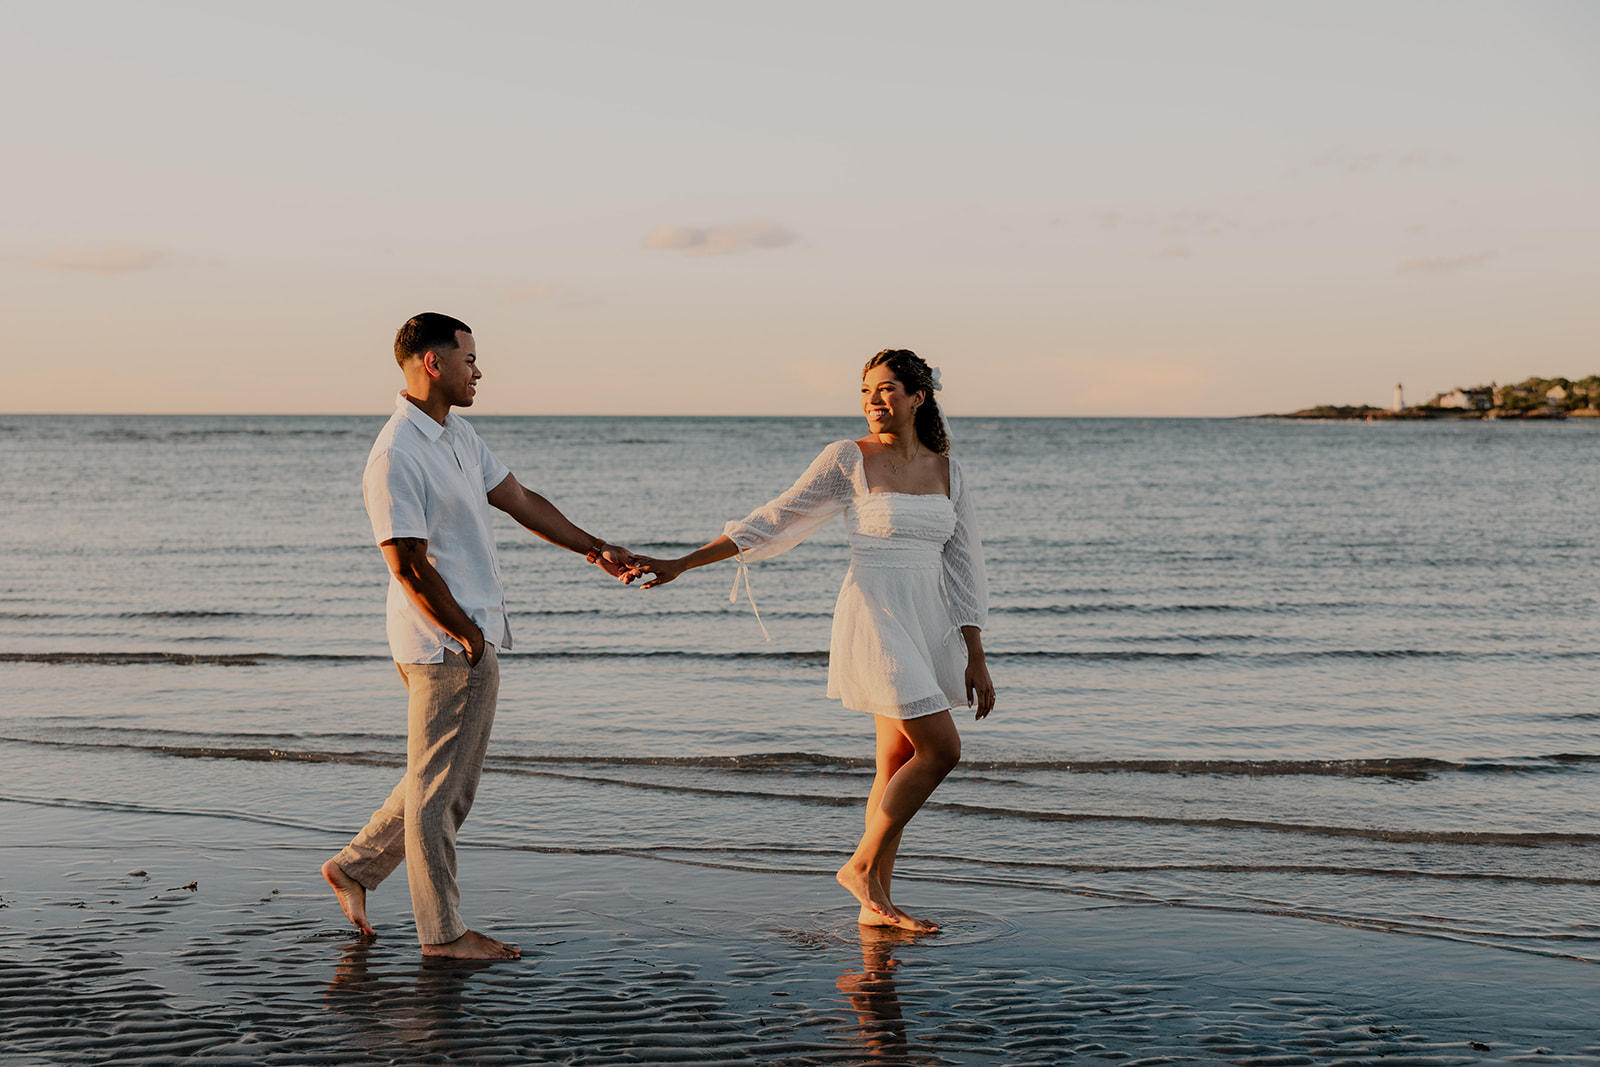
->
xmin=1434 ymin=388 xmax=1494 ymax=410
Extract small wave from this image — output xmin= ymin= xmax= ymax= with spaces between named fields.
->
xmin=980 ymin=757 xmax=1459 ymax=779
xmin=4 ymin=793 xmax=1591 ymax=898
xmin=0 ymin=608 xmax=830 ymax=623
xmin=7 ymin=645 xmax=1594 ymax=667
xmin=31 ymin=725 xmax=400 ymax=744
xmin=4 ymin=737 xmax=1595 ymax=846
xmin=0 ymin=650 xmax=830 ymax=667
xmin=920 ymin=800 xmax=1600 ymax=847
xmin=506 ymin=607 xmax=835 ymax=621
xmin=7 ymin=734 xmax=1595 ymax=782
xmin=0 ymin=652 xmax=385 ymax=666
xmin=493 ymin=750 xmax=874 ymax=771
xmin=119 ymin=611 xmax=257 ymax=620
xmin=994 ymin=648 xmax=1557 ymax=663
xmin=1108 ymin=633 xmax=1266 ymax=643
xmin=497 ymin=753 xmax=1594 ymax=781
xmin=88 ymin=427 xmax=359 ymax=441
xmin=633 ymin=843 xmax=1600 ymax=888
xmin=170 ymin=428 xmax=356 ymax=438
xmin=88 ymin=428 xmax=158 ymax=441
xmin=0 ymin=735 xmax=405 ymax=768
xmin=998 ymin=602 xmax=1360 ymax=616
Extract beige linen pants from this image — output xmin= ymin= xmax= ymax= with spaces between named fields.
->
xmin=333 ymin=645 xmax=499 ymax=945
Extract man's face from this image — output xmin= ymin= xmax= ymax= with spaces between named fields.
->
xmin=430 ymin=331 xmax=481 ymax=407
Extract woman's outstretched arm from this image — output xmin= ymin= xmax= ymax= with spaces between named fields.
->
xmin=631 ymin=440 xmax=857 ymax=589
xmin=630 ymin=535 xmax=740 ymax=589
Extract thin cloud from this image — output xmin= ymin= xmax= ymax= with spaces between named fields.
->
xmin=26 ymin=244 xmax=167 ymax=275
xmin=643 ymin=219 xmax=797 ymax=256
xmin=1096 ymin=209 xmax=1237 ymax=236
xmin=1311 ymin=149 xmax=1457 ymax=176
xmin=478 ymin=281 xmax=600 ymax=309
xmin=494 ymin=282 xmax=555 ymax=305
xmin=1396 ymin=250 xmax=1496 ymax=276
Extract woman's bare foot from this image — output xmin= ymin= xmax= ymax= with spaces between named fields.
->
xmin=422 ymin=930 xmax=521 ymax=960
xmin=321 ymin=858 xmax=375 ymax=937
xmin=857 ymin=905 xmax=940 ymax=933
xmin=837 ymin=861 xmax=896 ymax=919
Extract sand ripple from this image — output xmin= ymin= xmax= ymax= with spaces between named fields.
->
xmin=5 ymin=920 xmax=1597 ymax=1064
xmin=2 ymin=850 xmax=1596 ymax=1065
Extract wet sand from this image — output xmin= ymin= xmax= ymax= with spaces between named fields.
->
xmin=2 ymin=834 xmax=1597 ymax=1066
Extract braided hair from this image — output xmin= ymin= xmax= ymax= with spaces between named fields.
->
xmin=862 ymin=349 xmax=949 ymax=455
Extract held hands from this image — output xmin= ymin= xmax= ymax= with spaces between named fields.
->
xmin=581 ymin=538 xmax=687 ymax=589
xmin=619 ymin=556 xmax=686 ymax=589
xmin=614 ymin=535 xmax=734 ymax=590
xmin=586 ymin=542 xmax=641 ymax=580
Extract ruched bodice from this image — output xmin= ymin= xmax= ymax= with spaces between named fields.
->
xmin=847 ymin=493 xmax=956 ymax=569
xmin=722 ymin=440 xmax=988 ymax=719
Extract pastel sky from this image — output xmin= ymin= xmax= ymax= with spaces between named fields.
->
xmin=7 ymin=1 xmax=1598 ymax=416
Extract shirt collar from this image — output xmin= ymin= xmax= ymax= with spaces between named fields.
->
xmin=396 ymin=390 xmax=448 ymax=442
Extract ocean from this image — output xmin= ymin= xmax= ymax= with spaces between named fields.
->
xmin=2 ymin=412 xmax=1597 ymax=967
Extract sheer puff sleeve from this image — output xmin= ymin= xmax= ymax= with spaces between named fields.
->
xmin=942 ymin=456 xmax=988 ymax=629
xmin=723 ymin=440 xmax=856 ymax=562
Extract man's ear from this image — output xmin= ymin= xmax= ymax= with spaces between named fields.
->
xmin=422 ymin=350 xmax=442 ymax=379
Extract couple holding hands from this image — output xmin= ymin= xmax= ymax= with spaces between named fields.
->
xmin=322 ymin=313 xmax=993 ymax=960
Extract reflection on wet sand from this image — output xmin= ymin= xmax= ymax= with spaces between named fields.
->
xmin=835 ymin=926 xmax=930 ymax=1062
xmin=326 ymin=940 xmax=496 ymax=1057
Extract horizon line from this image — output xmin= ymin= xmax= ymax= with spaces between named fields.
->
xmin=2 ymin=411 xmax=1260 ymax=420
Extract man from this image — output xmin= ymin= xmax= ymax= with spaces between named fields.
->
xmin=322 ymin=312 xmax=634 ymax=960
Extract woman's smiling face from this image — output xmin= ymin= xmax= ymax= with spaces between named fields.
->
xmin=861 ymin=365 xmax=922 ymax=434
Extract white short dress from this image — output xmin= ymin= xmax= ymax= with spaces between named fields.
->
xmin=724 ymin=440 xmax=988 ymax=719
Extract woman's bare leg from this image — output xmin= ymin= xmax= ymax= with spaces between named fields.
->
xmin=838 ymin=710 xmax=960 ymax=931
xmin=856 ymin=719 xmax=913 ymax=927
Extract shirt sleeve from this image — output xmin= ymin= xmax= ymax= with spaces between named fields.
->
xmin=942 ymin=457 xmax=989 ymax=629
xmin=722 ymin=441 xmax=855 ymax=562
xmin=476 ymin=434 xmax=511 ymax=495
xmin=363 ymin=448 xmax=430 ymax=546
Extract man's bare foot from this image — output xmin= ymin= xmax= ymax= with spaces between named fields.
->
xmin=858 ymin=905 xmax=940 ymax=933
xmin=421 ymin=930 xmax=521 ymax=960
xmin=837 ymin=862 xmax=896 ymax=919
xmin=322 ymin=858 xmax=375 ymax=937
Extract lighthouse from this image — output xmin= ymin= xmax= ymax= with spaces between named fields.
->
xmin=1392 ymin=383 xmax=1404 ymax=413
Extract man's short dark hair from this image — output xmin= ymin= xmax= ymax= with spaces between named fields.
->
xmin=394 ymin=313 xmax=471 ymax=367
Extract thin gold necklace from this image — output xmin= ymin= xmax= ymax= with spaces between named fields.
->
xmin=885 ymin=437 xmax=920 ymax=474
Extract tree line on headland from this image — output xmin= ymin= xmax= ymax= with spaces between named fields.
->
xmin=1271 ymin=375 xmax=1600 ymax=420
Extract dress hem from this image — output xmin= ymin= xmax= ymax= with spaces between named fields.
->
xmin=836 ymin=693 xmax=960 ymax=720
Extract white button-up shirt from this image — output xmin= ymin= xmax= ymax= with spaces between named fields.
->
xmin=363 ymin=392 xmax=513 ymax=663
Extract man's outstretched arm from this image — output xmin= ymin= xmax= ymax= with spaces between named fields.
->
xmin=380 ymin=537 xmax=487 ymax=663
xmin=486 ymin=473 xmax=636 ymax=577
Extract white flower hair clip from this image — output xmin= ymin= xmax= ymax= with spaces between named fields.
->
xmin=929 ymin=366 xmax=943 ymax=392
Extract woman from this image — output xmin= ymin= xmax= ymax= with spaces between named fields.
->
xmin=628 ymin=349 xmax=993 ymax=932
